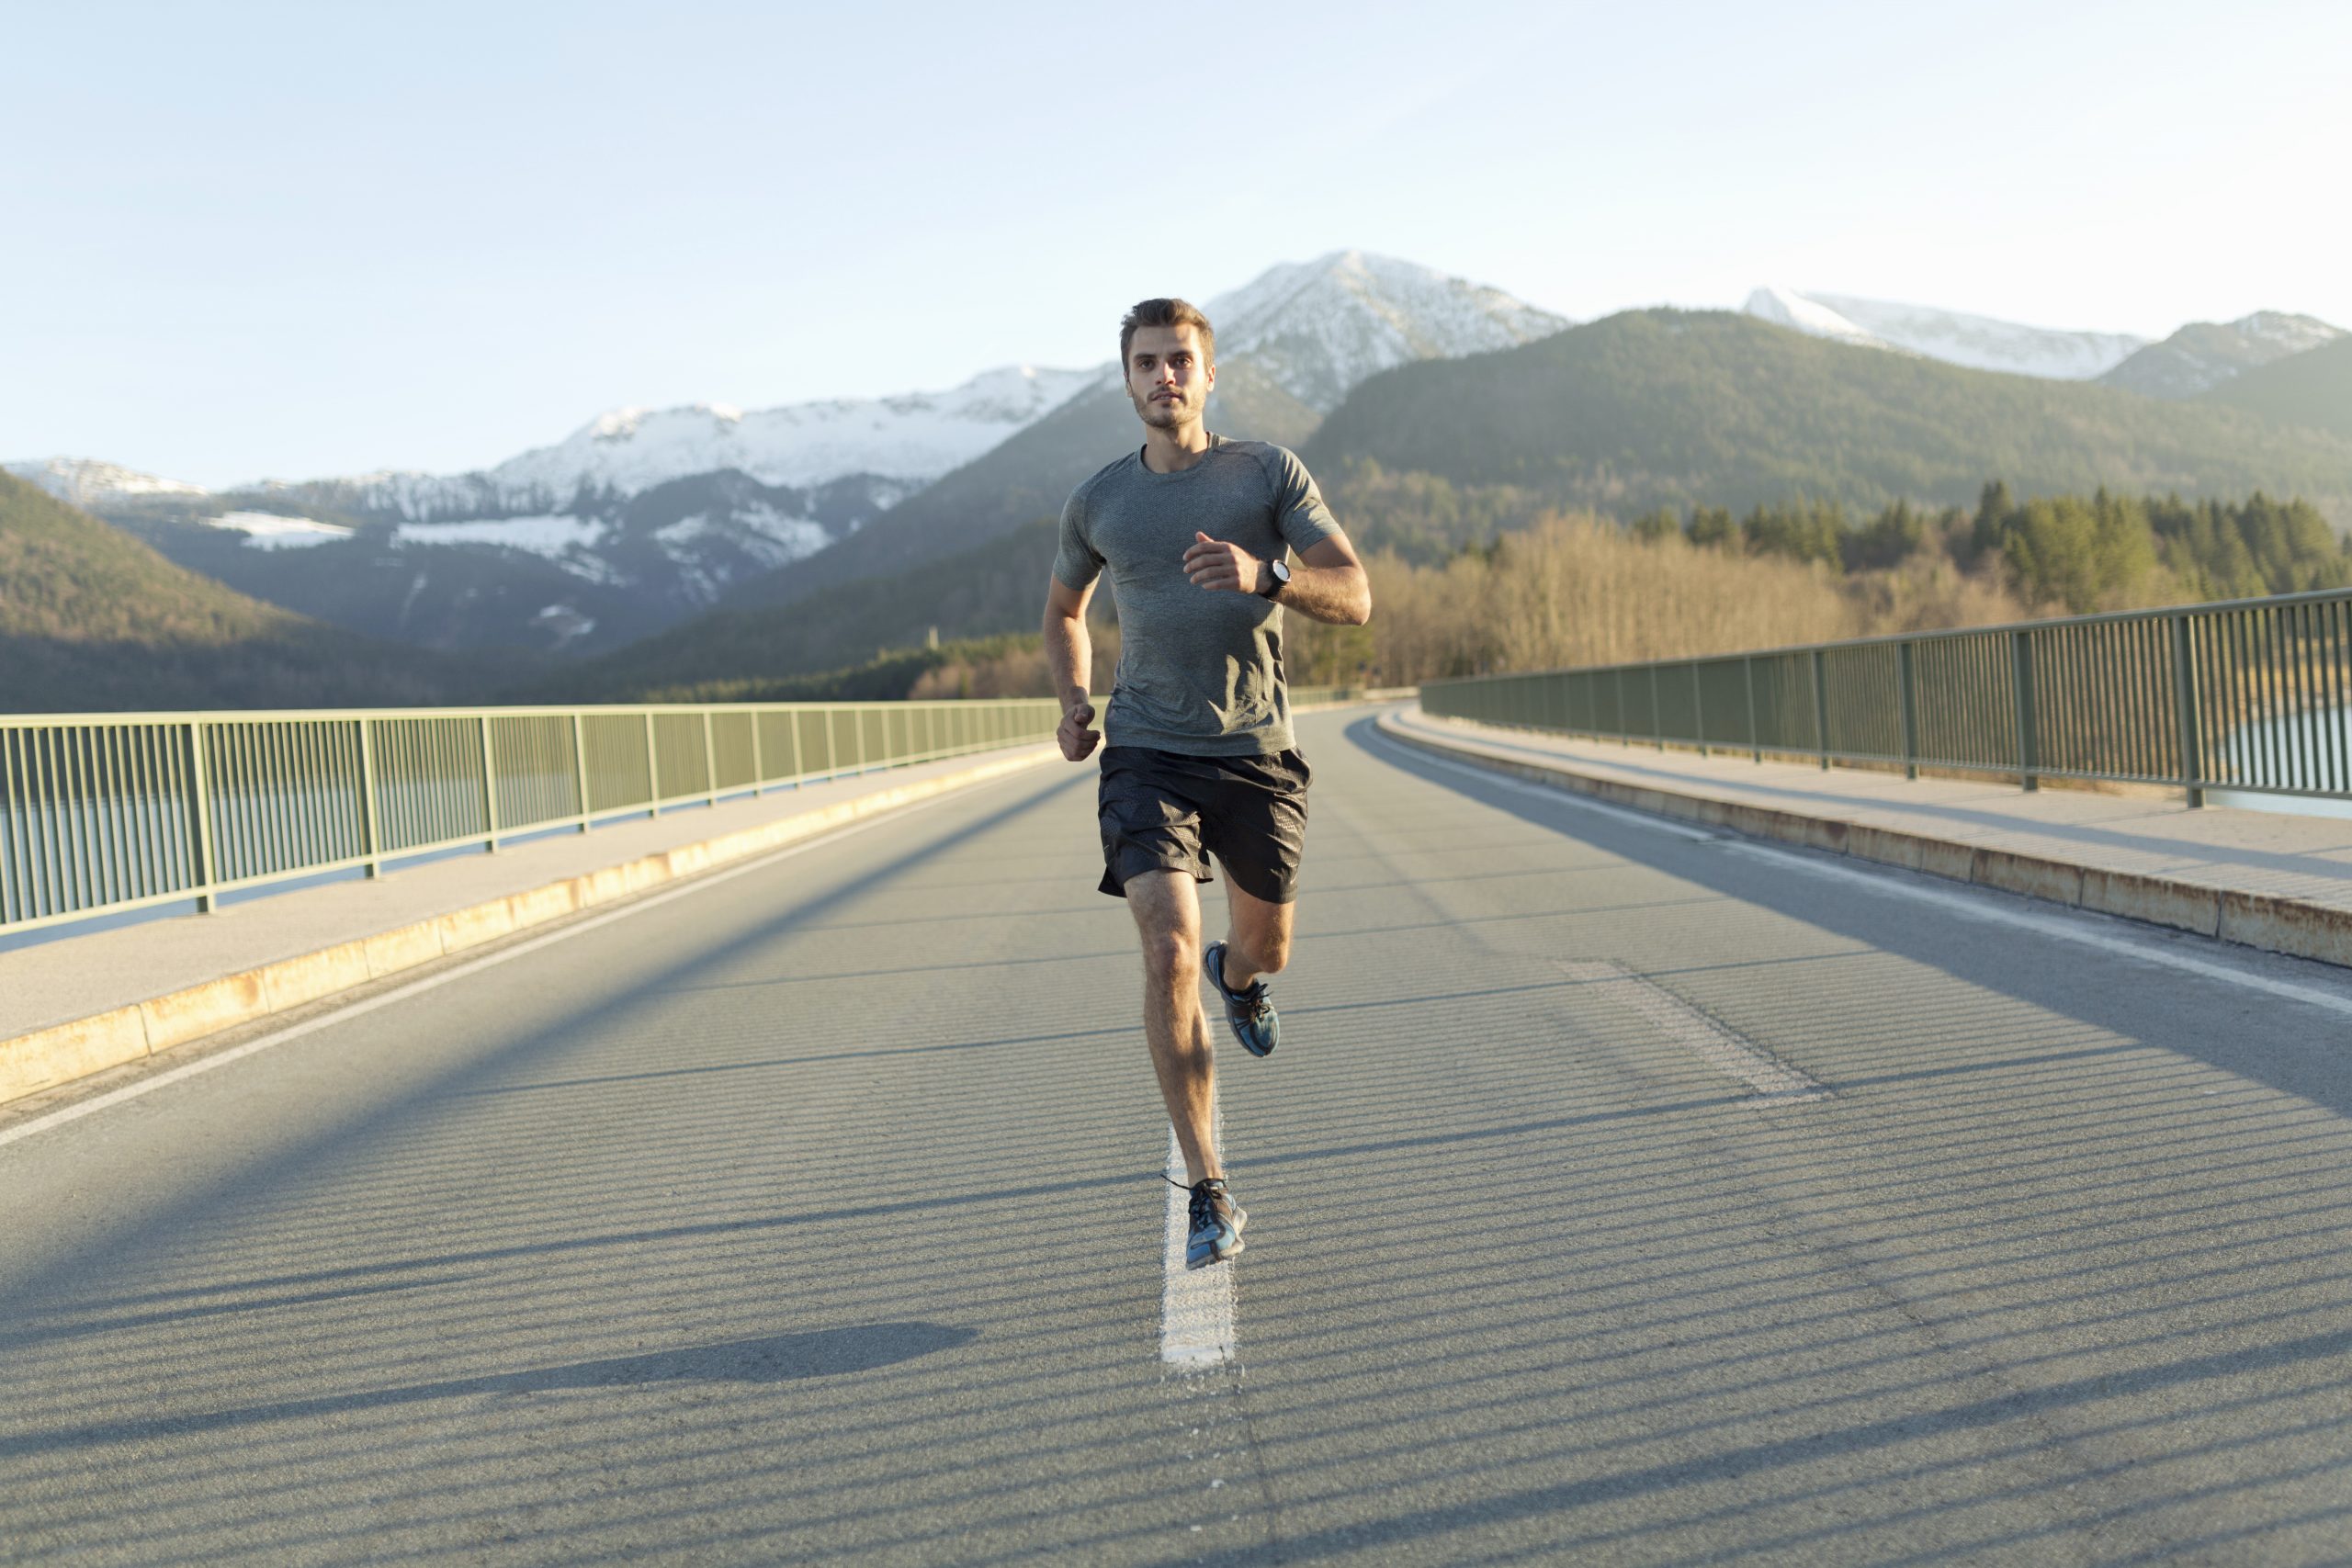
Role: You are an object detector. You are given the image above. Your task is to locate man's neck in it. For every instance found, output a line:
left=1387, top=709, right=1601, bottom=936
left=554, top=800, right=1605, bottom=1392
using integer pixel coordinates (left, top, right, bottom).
left=1140, top=420, right=1214, bottom=474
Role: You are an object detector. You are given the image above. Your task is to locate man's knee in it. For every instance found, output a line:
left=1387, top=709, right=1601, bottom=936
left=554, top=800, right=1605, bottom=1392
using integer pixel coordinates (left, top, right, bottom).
left=1141, top=925, right=1199, bottom=981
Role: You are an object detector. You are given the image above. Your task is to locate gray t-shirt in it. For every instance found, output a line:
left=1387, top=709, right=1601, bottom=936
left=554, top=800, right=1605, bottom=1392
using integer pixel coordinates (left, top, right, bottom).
left=1054, top=435, right=1344, bottom=756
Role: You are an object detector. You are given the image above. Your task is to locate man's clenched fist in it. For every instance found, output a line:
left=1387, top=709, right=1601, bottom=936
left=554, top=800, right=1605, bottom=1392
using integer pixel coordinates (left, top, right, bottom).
left=1058, top=701, right=1101, bottom=761
left=1184, top=530, right=1263, bottom=594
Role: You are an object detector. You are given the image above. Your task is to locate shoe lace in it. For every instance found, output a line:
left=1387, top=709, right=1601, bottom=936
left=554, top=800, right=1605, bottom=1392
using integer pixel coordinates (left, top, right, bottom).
left=1236, top=978, right=1272, bottom=1020
left=1169, top=1175, right=1227, bottom=1231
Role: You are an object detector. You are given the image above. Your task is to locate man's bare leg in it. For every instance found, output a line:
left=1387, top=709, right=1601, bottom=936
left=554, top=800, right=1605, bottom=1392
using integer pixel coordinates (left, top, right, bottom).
left=1219, top=880, right=1295, bottom=990
left=1124, top=869, right=1221, bottom=1185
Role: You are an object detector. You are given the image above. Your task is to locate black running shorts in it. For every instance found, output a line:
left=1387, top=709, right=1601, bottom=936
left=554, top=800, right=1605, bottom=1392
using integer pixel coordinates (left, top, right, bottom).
left=1096, top=745, right=1311, bottom=904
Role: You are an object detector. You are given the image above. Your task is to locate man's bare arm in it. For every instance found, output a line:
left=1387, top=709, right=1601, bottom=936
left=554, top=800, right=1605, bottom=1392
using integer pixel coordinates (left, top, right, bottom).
left=1042, top=574, right=1101, bottom=761
left=1182, top=532, right=1372, bottom=626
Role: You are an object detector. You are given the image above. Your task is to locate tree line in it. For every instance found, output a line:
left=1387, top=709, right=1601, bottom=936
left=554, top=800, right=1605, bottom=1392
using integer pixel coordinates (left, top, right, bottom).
left=1625, top=484, right=2351, bottom=615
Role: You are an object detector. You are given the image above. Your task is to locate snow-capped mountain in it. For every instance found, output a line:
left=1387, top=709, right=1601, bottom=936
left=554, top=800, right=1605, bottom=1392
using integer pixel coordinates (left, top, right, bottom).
left=272, top=363, right=1098, bottom=526
left=5, top=457, right=208, bottom=509
left=1744, top=288, right=2147, bottom=379
left=1203, top=250, right=1567, bottom=411
left=2098, top=312, right=2345, bottom=400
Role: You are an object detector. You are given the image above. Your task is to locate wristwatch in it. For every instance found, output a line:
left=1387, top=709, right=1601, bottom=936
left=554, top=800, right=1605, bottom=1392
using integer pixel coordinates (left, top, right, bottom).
left=1260, top=558, right=1292, bottom=599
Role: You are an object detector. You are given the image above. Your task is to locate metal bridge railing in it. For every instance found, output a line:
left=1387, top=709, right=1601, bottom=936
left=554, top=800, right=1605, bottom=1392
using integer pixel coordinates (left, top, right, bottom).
left=1421, top=587, right=2352, bottom=809
left=0, top=697, right=1061, bottom=938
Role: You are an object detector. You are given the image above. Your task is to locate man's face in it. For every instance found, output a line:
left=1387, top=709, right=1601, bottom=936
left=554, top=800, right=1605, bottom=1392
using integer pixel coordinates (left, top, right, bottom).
left=1124, top=323, right=1215, bottom=431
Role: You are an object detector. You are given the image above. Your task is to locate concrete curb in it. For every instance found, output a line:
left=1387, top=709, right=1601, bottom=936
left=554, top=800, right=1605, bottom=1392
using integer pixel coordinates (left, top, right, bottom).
left=1377, top=712, right=2352, bottom=972
left=0, top=747, right=1057, bottom=1108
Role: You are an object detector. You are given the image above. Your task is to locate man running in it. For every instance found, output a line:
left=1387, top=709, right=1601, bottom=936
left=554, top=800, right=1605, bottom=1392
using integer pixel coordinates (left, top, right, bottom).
left=1042, top=296, right=1372, bottom=1269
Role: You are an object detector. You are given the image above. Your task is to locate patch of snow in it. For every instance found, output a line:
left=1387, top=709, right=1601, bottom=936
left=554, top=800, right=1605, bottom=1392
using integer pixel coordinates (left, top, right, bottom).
left=1746, top=288, right=2147, bottom=379
left=394, top=514, right=608, bottom=557
left=1813, top=292, right=2146, bottom=378
left=533, top=604, right=597, bottom=647
left=1744, top=287, right=1883, bottom=348
left=203, top=510, right=354, bottom=548
left=2233, top=310, right=2343, bottom=357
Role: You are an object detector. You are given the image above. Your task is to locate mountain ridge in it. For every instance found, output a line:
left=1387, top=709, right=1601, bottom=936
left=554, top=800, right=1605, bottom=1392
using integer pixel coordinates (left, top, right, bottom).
left=709, top=249, right=1569, bottom=612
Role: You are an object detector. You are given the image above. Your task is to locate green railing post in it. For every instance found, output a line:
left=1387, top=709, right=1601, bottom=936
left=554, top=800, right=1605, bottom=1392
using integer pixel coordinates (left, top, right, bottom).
left=1649, top=665, right=1664, bottom=750
left=189, top=720, right=219, bottom=914
left=357, top=717, right=381, bottom=878
left=1745, top=655, right=1760, bottom=763
left=645, top=711, right=662, bottom=818
left=1615, top=668, right=1628, bottom=746
left=749, top=706, right=765, bottom=795
left=1812, top=649, right=1830, bottom=770
left=1691, top=663, right=1707, bottom=758
left=571, top=712, right=592, bottom=831
left=479, top=714, right=500, bottom=852
left=789, top=705, right=805, bottom=783
left=2011, top=630, right=2039, bottom=793
left=702, top=711, right=718, bottom=808
left=1897, top=639, right=1919, bottom=781
left=2172, top=614, right=2204, bottom=807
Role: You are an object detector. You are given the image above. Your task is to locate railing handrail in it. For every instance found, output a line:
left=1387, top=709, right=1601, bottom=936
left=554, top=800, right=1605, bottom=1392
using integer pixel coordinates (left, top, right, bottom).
left=0, top=694, right=1064, bottom=729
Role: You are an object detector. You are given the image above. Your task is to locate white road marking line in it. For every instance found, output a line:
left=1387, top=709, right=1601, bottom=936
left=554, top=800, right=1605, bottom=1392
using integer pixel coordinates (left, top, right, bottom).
left=1161, top=1129, right=1238, bottom=1371
left=1561, top=959, right=1826, bottom=1105
left=0, top=779, right=1019, bottom=1152
left=1380, top=726, right=2352, bottom=1021
left=1368, top=729, right=1716, bottom=841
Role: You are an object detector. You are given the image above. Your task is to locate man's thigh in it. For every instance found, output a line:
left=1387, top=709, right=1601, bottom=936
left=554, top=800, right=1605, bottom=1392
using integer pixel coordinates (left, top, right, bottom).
left=1097, top=749, right=1214, bottom=900
left=1197, top=750, right=1311, bottom=906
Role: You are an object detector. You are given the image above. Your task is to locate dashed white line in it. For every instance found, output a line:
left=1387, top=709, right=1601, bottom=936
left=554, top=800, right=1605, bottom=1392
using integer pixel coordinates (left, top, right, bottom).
left=1561, top=958, right=1826, bottom=1105
left=1160, top=1129, right=1238, bottom=1371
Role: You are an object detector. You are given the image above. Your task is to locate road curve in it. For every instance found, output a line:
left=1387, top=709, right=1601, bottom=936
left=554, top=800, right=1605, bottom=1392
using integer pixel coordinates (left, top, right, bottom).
left=6, top=708, right=2352, bottom=1565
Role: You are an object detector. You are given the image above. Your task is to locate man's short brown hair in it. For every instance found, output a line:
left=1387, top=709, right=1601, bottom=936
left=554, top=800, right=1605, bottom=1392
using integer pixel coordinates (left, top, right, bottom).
left=1120, top=298, right=1216, bottom=368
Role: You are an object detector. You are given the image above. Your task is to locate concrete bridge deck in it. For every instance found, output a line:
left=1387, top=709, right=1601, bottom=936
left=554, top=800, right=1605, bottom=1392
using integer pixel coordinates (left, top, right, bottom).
left=6, top=707, right=2352, bottom=1562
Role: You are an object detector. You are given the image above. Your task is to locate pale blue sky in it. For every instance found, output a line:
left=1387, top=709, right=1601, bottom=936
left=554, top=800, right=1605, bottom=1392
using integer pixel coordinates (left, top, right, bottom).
left=6, top=0, right=2348, bottom=488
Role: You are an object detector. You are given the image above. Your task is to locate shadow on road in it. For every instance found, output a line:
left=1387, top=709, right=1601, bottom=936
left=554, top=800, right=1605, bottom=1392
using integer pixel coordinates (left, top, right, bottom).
left=0, top=1323, right=978, bottom=1457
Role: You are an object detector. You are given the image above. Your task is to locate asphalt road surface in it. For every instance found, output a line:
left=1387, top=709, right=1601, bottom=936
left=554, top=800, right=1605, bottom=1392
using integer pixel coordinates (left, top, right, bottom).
left=7, top=708, right=2352, bottom=1565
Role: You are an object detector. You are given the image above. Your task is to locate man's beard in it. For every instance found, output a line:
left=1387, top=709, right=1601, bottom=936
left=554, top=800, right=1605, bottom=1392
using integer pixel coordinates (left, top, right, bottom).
left=1136, top=391, right=1194, bottom=427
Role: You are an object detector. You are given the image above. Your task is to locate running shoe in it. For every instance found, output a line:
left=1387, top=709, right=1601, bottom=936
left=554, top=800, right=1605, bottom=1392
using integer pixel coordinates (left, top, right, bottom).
left=1180, top=1176, right=1248, bottom=1269
left=1202, top=940, right=1280, bottom=1057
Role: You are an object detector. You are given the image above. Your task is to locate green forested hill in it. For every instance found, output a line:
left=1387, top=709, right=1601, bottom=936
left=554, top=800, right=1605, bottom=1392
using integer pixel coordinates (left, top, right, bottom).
left=1299, top=310, right=2352, bottom=526
left=0, top=472, right=469, bottom=712
left=2198, top=337, right=2352, bottom=440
